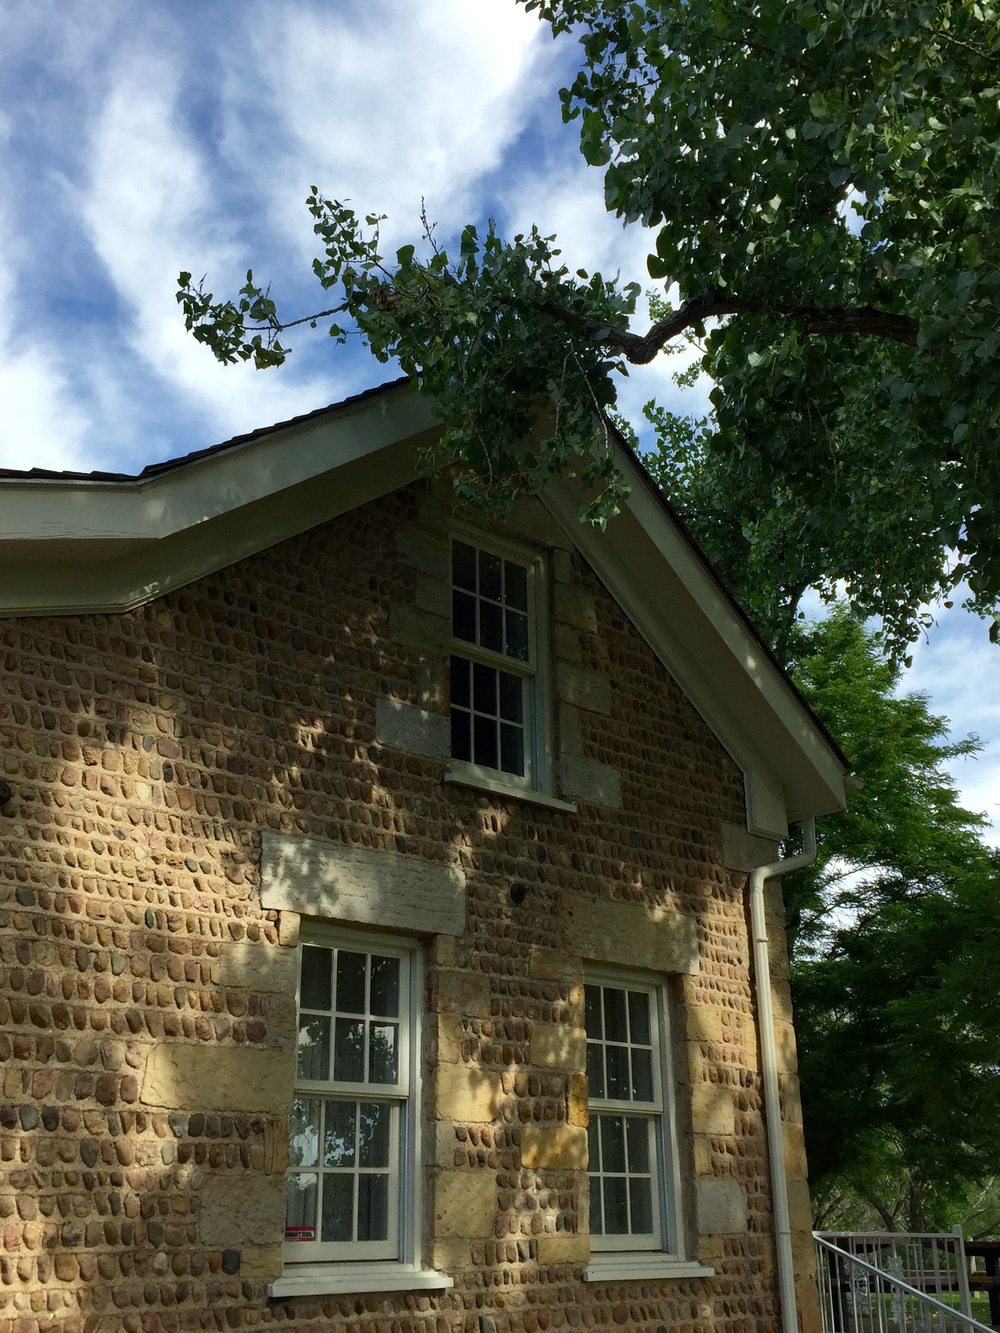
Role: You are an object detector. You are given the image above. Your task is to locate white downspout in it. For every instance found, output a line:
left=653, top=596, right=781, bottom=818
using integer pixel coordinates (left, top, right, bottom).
left=749, top=818, right=817, bottom=1333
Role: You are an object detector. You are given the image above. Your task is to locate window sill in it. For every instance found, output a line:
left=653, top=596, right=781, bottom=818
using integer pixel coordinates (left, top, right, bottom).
left=444, top=767, right=577, bottom=813
left=269, top=1263, right=454, bottom=1298
left=583, top=1255, right=715, bottom=1283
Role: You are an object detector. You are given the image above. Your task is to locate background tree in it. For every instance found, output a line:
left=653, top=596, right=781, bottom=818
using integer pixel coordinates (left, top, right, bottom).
left=180, top=0, right=1000, bottom=649
left=774, top=612, right=1000, bottom=1230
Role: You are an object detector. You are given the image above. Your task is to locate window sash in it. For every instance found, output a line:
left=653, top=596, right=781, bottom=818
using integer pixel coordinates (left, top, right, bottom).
left=585, top=975, right=679, bottom=1255
left=286, top=929, right=414, bottom=1265
left=449, top=534, right=541, bottom=786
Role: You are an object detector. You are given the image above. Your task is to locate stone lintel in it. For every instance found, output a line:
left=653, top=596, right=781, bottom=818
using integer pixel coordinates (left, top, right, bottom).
left=561, top=894, right=699, bottom=975
left=260, top=832, right=465, bottom=936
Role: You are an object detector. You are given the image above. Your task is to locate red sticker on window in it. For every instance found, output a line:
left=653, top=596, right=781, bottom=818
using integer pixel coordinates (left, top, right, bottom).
left=285, top=1225, right=315, bottom=1242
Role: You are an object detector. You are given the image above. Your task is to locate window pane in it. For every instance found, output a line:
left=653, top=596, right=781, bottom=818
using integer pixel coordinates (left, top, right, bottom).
left=300, top=946, right=332, bottom=1011
left=358, top=1102, right=390, bottom=1167
left=296, top=1014, right=330, bottom=1080
left=587, top=1116, right=601, bottom=1173
left=631, top=1048, right=653, bottom=1102
left=628, top=990, right=651, bottom=1045
left=336, top=951, right=366, bottom=1015
left=479, top=600, right=502, bottom=652
left=358, top=1174, right=390, bottom=1242
left=604, top=988, right=628, bottom=1042
left=323, top=1100, right=356, bottom=1166
left=600, top=1115, right=626, bottom=1173
left=453, top=540, right=476, bottom=591
left=586, top=1041, right=605, bottom=1098
left=333, top=1018, right=365, bottom=1082
left=368, top=1022, right=398, bottom=1085
left=626, top=1117, right=650, bottom=1173
left=500, top=724, right=525, bottom=777
left=451, top=708, right=471, bottom=763
left=370, top=955, right=400, bottom=1017
left=450, top=655, right=471, bottom=708
left=479, top=549, right=502, bottom=601
left=603, top=1177, right=629, bottom=1234
left=589, top=1177, right=603, bottom=1236
left=288, top=1098, right=321, bottom=1167
left=452, top=590, right=476, bottom=643
left=505, top=610, right=529, bottom=661
left=285, top=1173, right=317, bottom=1242
left=505, top=559, right=528, bottom=611
left=473, top=661, right=497, bottom=713
left=498, top=671, right=523, bottom=723
left=606, top=1043, right=630, bottom=1099
left=473, top=715, right=498, bottom=770
left=321, top=1173, right=353, bottom=1243
left=585, top=986, right=603, bottom=1039
left=630, top=1177, right=653, bottom=1235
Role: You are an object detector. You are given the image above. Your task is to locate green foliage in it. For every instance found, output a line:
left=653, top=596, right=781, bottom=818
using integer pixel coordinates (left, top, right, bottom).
left=179, top=195, right=637, bottom=526
left=775, top=611, right=1000, bottom=1230
left=180, top=0, right=1000, bottom=644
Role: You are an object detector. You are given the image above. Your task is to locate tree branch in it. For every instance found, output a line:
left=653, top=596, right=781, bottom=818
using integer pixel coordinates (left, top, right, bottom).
left=592, top=295, right=920, bottom=363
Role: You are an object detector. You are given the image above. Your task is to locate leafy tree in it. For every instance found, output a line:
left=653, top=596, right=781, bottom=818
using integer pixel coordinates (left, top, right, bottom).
left=775, top=611, right=1000, bottom=1231
left=179, top=0, right=1000, bottom=646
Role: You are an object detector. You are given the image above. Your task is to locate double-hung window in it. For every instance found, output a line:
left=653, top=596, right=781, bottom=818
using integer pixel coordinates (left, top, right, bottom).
left=281, top=926, right=428, bottom=1290
left=449, top=535, right=543, bottom=790
left=585, top=971, right=686, bottom=1272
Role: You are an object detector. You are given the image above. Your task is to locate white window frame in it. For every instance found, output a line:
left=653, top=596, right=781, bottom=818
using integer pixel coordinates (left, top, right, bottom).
left=270, top=924, right=451, bottom=1298
left=583, top=968, right=711, bottom=1282
left=446, top=529, right=563, bottom=805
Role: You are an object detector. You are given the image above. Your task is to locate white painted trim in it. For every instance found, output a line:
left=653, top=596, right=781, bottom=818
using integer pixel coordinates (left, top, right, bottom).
left=268, top=1263, right=453, bottom=1297
left=443, top=767, right=577, bottom=813
left=583, top=1257, right=714, bottom=1283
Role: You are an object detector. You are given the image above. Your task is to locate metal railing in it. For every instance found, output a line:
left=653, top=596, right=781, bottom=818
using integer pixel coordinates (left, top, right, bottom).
left=814, top=1229, right=996, bottom=1333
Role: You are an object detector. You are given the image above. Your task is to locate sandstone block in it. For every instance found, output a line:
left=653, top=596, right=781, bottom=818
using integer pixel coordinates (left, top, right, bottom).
left=211, top=941, right=297, bottom=994
left=375, top=699, right=450, bottom=759
left=433, top=1170, right=496, bottom=1239
left=435, top=1064, right=502, bottom=1123
left=561, top=894, right=699, bottom=974
left=391, top=604, right=449, bottom=652
left=552, top=586, right=597, bottom=633
left=520, top=1124, right=587, bottom=1170
left=238, top=1246, right=285, bottom=1281
left=260, top=832, right=465, bottom=936
left=140, top=1044, right=294, bottom=1116
left=555, top=663, right=609, bottom=714
left=432, top=1239, right=472, bottom=1271
left=529, top=947, right=583, bottom=986
left=695, top=1178, right=748, bottom=1236
left=690, top=1085, right=736, bottom=1136
left=567, top=1073, right=588, bottom=1128
left=199, top=1174, right=285, bottom=1248
left=558, top=755, right=622, bottom=809
left=414, top=573, right=451, bottom=620
left=537, top=1235, right=589, bottom=1266
left=395, top=524, right=449, bottom=579
left=531, top=1023, right=585, bottom=1072
left=435, top=968, right=491, bottom=1018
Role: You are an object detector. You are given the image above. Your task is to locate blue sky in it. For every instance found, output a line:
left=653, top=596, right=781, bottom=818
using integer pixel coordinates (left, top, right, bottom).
left=2, top=0, right=997, bottom=840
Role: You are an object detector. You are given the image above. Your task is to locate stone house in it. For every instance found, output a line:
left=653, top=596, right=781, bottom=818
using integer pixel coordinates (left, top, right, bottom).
left=0, top=379, right=847, bottom=1333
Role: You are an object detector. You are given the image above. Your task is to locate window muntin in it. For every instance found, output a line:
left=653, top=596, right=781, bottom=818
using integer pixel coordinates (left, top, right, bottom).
left=586, top=976, right=675, bottom=1254
left=449, top=537, right=538, bottom=784
left=285, top=934, right=412, bottom=1262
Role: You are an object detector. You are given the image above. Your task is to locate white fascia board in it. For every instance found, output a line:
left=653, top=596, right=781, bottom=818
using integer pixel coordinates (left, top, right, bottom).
left=541, top=461, right=846, bottom=836
left=0, top=389, right=439, bottom=616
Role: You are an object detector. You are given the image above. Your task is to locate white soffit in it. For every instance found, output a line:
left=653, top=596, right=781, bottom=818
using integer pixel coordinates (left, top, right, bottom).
left=0, top=387, right=438, bottom=615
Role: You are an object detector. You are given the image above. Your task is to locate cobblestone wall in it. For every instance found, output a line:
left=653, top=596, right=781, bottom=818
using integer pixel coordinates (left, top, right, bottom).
left=0, top=483, right=814, bottom=1333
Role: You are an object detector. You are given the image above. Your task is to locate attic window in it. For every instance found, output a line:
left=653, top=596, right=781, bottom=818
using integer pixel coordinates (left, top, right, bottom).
left=448, top=536, right=542, bottom=790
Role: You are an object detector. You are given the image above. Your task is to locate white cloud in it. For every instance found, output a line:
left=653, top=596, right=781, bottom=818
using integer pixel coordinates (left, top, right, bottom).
left=218, top=0, right=554, bottom=258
